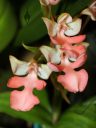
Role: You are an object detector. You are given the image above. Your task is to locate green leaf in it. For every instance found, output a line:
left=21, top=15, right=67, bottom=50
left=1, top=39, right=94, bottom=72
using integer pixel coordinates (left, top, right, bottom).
left=60, top=0, right=92, bottom=16
left=14, top=0, right=47, bottom=47
left=0, top=0, right=6, bottom=18
left=0, top=92, right=52, bottom=126
left=23, top=43, right=39, bottom=53
left=56, top=113, right=96, bottom=128
left=0, top=0, right=17, bottom=51
left=34, top=89, right=52, bottom=113
left=14, top=0, right=59, bottom=47
left=54, top=97, right=96, bottom=128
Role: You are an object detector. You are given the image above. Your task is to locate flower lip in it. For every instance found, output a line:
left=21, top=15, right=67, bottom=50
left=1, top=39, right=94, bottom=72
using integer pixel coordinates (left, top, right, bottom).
left=7, top=71, right=47, bottom=111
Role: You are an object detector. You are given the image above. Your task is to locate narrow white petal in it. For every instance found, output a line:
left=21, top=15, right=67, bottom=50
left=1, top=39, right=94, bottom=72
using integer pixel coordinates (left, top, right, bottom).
left=40, top=46, right=61, bottom=64
left=57, top=13, right=72, bottom=24
left=39, top=0, right=49, bottom=5
left=9, top=55, right=30, bottom=76
left=38, top=64, right=52, bottom=79
left=81, top=8, right=96, bottom=21
left=42, top=17, right=57, bottom=36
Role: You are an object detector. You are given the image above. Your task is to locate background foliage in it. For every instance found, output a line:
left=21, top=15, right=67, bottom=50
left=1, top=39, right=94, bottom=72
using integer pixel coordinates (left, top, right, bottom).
left=0, top=0, right=96, bottom=128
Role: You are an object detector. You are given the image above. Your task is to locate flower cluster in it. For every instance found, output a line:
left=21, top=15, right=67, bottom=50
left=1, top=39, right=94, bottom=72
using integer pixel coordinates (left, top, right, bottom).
left=7, top=0, right=96, bottom=111
left=41, top=13, right=88, bottom=93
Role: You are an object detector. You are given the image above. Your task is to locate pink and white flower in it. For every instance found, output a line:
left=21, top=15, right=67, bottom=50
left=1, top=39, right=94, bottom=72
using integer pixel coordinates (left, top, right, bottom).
left=40, top=43, right=88, bottom=93
left=42, top=13, right=82, bottom=38
left=7, top=56, right=52, bottom=111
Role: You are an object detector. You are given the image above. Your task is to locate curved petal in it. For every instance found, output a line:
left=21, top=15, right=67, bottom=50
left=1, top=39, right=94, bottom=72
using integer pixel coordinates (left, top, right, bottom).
left=10, top=89, right=40, bottom=111
left=42, top=17, right=57, bottom=36
left=57, top=68, right=88, bottom=93
left=9, top=55, right=30, bottom=76
left=65, top=18, right=82, bottom=36
left=39, top=0, right=49, bottom=5
left=40, top=45, right=61, bottom=64
left=57, top=69, right=79, bottom=93
left=38, top=64, right=52, bottom=79
left=47, top=62, right=60, bottom=72
left=50, top=34, right=86, bottom=45
left=7, top=76, right=26, bottom=88
left=71, top=54, right=87, bottom=69
left=81, top=8, right=96, bottom=21
left=77, top=69, right=88, bottom=92
left=57, top=13, right=72, bottom=24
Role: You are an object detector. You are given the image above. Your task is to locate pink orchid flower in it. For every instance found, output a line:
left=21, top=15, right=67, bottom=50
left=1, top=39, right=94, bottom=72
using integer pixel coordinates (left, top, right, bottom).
left=57, top=68, right=88, bottom=93
left=7, top=56, right=52, bottom=111
left=42, top=13, right=86, bottom=46
left=40, top=45, right=88, bottom=93
left=40, top=43, right=88, bottom=71
left=7, top=71, right=46, bottom=111
left=43, top=13, right=82, bottom=39
left=40, top=0, right=60, bottom=6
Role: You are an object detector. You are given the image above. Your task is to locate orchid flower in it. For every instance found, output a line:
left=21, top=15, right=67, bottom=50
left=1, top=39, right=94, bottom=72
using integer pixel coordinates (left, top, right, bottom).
left=42, top=13, right=86, bottom=46
left=81, top=1, right=96, bottom=21
left=40, top=44, right=88, bottom=93
left=40, top=0, right=60, bottom=6
left=40, top=43, right=88, bottom=71
left=43, top=13, right=82, bottom=36
left=7, top=56, right=52, bottom=111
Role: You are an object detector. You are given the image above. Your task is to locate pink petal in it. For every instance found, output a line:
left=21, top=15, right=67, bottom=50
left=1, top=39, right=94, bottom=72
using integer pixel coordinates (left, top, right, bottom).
left=49, top=0, right=60, bottom=5
left=50, top=35, right=86, bottom=45
left=34, top=80, right=46, bottom=90
left=57, top=69, right=79, bottom=93
left=7, top=76, right=27, bottom=88
left=72, top=45, right=86, bottom=54
left=47, top=62, right=60, bottom=72
left=8, top=72, right=46, bottom=90
left=57, top=68, right=88, bottom=93
left=77, top=69, right=88, bottom=92
left=26, top=72, right=46, bottom=90
left=71, top=54, right=87, bottom=69
left=10, top=89, right=39, bottom=111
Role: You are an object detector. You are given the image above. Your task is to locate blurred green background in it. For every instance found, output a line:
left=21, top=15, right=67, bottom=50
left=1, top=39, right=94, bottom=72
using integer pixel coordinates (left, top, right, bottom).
left=0, top=0, right=96, bottom=128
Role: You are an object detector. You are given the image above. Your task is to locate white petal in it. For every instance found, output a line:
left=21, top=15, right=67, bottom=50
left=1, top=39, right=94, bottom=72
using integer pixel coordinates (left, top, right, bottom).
left=40, top=46, right=61, bottom=64
left=65, top=18, right=82, bottom=36
left=39, top=0, right=49, bottom=6
left=81, top=8, right=96, bottom=21
left=57, top=13, right=72, bottom=24
left=42, top=17, right=58, bottom=36
left=9, top=55, right=30, bottom=76
left=82, top=42, right=89, bottom=48
left=38, top=64, right=52, bottom=79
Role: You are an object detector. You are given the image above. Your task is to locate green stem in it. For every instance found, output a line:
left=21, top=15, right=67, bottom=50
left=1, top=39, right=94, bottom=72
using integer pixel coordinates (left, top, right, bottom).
left=41, top=5, right=52, bottom=19
left=52, top=88, right=62, bottom=124
left=50, top=73, right=70, bottom=104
